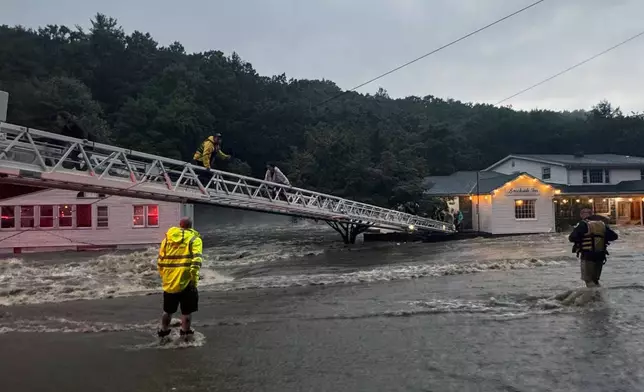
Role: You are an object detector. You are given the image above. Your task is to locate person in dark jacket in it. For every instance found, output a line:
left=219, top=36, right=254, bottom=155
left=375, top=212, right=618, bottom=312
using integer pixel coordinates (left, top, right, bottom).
left=568, top=208, right=618, bottom=287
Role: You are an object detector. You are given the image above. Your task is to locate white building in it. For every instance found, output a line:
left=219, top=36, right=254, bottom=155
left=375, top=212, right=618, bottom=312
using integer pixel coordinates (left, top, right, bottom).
left=485, top=153, right=644, bottom=185
left=424, top=153, right=644, bottom=234
left=485, top=154, right=644, bottom=225
left=424, top=171, right=556, bottom=235
left=0, top=184, right=191, bottom=254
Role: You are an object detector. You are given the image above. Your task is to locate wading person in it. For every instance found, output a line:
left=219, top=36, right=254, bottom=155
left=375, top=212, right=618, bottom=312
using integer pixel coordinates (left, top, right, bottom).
left=157, top=217, right=203, bottom=340
left=568, top=207, right=618, bottom=287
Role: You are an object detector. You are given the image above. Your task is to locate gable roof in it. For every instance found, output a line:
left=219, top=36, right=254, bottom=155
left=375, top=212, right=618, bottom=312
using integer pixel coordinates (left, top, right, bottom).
left=423, top=171, right=541, bottom=196
left=485, top=154, right=644, bottom=171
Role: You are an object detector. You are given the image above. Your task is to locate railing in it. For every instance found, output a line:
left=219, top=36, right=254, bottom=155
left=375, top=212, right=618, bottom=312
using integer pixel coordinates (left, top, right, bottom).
left=0, top=122, right=455, bottom=233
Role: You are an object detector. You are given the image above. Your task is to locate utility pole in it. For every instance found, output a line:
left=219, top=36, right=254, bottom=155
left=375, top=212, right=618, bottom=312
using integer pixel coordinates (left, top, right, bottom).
left=476, top=170, right=481, bottom=233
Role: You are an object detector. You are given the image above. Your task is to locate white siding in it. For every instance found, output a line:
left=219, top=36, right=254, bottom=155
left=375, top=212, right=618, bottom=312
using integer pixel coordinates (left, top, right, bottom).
left=490, top=176, right=555, bottom=235
left=490, top=158, right=567, bottom=184
left=610, top=169, right=641, bottom=183
left=0, top=189, right=181, bottom=250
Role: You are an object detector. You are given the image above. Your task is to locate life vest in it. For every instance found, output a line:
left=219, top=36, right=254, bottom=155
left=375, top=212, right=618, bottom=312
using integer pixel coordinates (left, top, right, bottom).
left=157, top=227, right=203, bottom=293
left=580, top=220, right=606, bottom=253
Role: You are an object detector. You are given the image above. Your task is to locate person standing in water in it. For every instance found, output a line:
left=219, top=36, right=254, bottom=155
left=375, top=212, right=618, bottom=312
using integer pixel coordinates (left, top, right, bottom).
left=568, top=207, right=618, bottom=287
left=157, top=217, right=202, bottom=340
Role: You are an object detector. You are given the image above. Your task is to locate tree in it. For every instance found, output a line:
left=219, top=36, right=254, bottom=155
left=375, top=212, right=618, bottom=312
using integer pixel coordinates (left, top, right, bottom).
left=1, top=15, right=644, bottom=214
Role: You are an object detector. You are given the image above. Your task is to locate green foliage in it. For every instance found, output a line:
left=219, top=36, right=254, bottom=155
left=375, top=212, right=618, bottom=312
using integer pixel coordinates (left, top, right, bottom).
left=2, top=14, right=644, bottom=213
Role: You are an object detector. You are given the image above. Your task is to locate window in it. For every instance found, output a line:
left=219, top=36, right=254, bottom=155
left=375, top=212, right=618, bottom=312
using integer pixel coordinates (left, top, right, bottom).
left=133, top=206, right=145, bottom=227
left=20, top=206, right=35, bottom=228
left=133, top=205, right=159, bottom=227
left=1, top=206, right=15, bottom=229
left=76, top=204, right=92, bottom=228
left=641, top=169, right=644, bottom=180
left=514, top=199, right=536, bottom=220
left=147, top=205, right=159, bottom=226
left=583, top=168, right=607, bottom=184
left=589, top=169, right=604, bottom=183
left=59, top=205, right=73, bottom=227
left=40, top=205, right=54, bottom=228
left=97, top=206, right=109, bottom=228
left=594, top=199, right=610, bottom=214
left=542, top=167, right=551, bottom=180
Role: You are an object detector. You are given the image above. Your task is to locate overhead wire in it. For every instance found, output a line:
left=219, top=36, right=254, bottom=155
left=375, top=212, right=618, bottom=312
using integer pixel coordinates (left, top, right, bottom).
left=496, top=29, right=644, bottom=106
left=314, top=0, right=547, bottom=108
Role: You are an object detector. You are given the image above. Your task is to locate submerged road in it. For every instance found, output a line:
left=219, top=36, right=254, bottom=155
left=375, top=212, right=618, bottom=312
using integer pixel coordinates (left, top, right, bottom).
left=2, top=207, right=644, bottom=391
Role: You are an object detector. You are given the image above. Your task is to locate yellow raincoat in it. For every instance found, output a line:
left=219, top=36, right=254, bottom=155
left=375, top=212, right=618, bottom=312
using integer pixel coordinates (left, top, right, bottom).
left=193, top=136, right=230, bottom=169
left=157, top=227, right=203, bottom=293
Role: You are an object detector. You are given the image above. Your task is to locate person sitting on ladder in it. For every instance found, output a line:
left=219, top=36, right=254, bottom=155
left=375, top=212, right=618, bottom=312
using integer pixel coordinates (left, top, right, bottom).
left=264, top=162, right=291, bottom=201
left=193, top=133, right=230, bottom=169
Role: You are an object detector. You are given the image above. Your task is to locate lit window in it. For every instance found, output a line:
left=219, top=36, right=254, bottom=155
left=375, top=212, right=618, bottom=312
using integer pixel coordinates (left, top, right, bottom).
left=147, top=205, right=159, bottom=227
left=1, top=206, right=15, bottom=229
left=133, top=206, right=145, bottom=227
left=39, top=205, right=54, bottom=228
left=97, top=206, right=109, bottom=228
left=133, top=205, right=159, bottom=227
left=515, top=199, right=536, bottom=220
left=59, top=205, right=73, bottom=228
left=541, top=167, right=551, bottom=180
left=20, top=206, right=35, bottom=228
left=594, top=199, right=610, bottom=214
left=76, top=205, right=92, bottom=228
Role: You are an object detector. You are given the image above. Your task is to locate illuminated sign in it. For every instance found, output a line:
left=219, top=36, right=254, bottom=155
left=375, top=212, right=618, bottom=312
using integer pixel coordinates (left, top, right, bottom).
left=506, top=187, right=540, bottom=196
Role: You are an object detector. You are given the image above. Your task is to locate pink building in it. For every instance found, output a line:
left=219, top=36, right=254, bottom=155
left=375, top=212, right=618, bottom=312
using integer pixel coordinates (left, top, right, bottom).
left=0, top=184, right=191, bottom=254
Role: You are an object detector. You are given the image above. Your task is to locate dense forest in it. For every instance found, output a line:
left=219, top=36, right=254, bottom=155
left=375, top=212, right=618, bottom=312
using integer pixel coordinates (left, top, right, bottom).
left=1, top=14, right=644, bottom=213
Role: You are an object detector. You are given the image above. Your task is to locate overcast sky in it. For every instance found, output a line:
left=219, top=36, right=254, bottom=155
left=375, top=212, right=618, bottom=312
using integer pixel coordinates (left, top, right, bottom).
left=3, top=0, right=644, bottom=113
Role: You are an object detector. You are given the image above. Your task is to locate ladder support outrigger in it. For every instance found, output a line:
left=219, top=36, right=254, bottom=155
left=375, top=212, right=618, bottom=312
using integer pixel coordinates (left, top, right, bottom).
left=326, top=221, right=371, bottom=244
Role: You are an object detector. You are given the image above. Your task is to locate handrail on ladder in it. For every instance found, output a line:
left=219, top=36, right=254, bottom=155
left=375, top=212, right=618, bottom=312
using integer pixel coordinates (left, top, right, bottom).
left=0, top=121, right=456, bottom=234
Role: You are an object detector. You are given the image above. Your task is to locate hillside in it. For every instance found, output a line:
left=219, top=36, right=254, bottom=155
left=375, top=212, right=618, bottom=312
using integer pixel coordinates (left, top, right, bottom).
left=1, top=14, right=643, bottom=211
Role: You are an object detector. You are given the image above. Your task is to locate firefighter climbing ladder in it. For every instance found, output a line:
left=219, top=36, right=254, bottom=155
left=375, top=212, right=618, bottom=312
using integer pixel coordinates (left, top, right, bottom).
left=0, top=122, right=455, bottom=243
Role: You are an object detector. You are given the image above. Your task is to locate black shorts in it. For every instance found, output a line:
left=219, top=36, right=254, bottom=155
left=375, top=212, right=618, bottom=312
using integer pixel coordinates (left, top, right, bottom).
left=163, top=285, right=199, bottom=315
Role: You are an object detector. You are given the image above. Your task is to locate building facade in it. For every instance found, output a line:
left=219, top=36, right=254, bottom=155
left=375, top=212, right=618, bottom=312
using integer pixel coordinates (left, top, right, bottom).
left=425, top=153, right=644, bottom=234
left=485, top=154, right=644, bottom=226
left=424, top=171, right=556, bottom=235
left=0, top=185, right=191, bottom=254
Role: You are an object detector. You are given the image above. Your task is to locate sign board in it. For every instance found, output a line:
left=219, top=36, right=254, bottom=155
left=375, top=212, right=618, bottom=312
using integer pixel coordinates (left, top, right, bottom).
left=0, top=90, right=7, bottom=122
left=506, top=187, right=540, bottom=196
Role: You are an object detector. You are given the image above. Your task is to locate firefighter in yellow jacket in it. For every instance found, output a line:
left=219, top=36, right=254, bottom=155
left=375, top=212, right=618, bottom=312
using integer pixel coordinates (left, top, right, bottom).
left=193, top=133, right=230, bottom=169
left=157, top=217, right=203, bottom=339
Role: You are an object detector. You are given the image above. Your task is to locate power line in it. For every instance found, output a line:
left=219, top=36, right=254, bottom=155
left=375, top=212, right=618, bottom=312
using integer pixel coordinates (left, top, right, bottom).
left=314, top=0, right=547, bottom=108
left=496, top=29, right=644, bottom=106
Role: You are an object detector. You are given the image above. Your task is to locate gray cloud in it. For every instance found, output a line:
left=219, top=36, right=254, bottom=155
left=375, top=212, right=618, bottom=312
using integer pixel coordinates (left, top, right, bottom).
left=2, top=0, right=644, bottom=112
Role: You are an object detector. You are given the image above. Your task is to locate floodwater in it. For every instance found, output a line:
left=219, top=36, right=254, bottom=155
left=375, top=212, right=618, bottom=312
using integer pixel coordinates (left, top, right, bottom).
left=2, top=207, right=644, bottom=391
